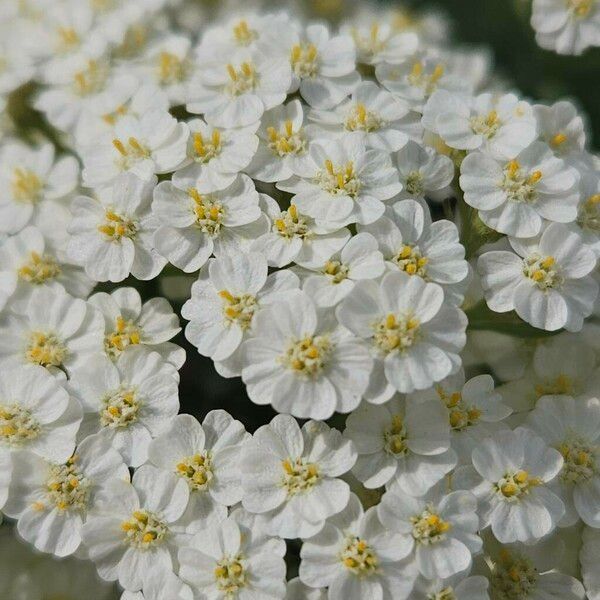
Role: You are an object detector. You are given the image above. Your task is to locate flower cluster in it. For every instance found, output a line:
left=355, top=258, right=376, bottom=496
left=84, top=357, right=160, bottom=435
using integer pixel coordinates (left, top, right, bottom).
left=0, top=1, right=599, bottom=599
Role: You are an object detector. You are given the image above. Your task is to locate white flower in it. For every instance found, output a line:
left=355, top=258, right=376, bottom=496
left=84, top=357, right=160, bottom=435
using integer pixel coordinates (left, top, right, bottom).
left=186, top=49, right=291, bottom=128
left=460, top=142, right=580, bottom=238
left=182, top=252, right=299, bottom=375
left=460, top=427, right=565, bottom=543
left=281, top=24, right=360, bottom=109
left=68, top=173, right=167, bottom=282
left=484, top=539, right=586, bottom=600
left=3, top=433, right=129, bottom=557
left=393, top=140, right=455, bottom=202
left=174, top=118, right=258, bottom=189
left=298, top=232, right=385, bottom=308
left=0, top=226, right=94, bottom=303
left=241, top=415, right=356, bottom=538
left=345, top=20, right=419, bottom=66
left=178, top=508, right=286, bottom=600
left=251, top=199, right=350, bottom=269
left=376, top=52, right=469, bottom=112
left=247, top=100, right=310, bottom=183
left=531, top=0, right=600, bottom=55
left=147, top=411, right=249, bottom=525
left=422, top=91, right=537, bottom=159
left=0, top=286, right=103, bottom=376
left=573, top=168, right=600, bottom=255
left=0, top=141, right=78, bottom=238
left=121, top=567, right=193, bottom=600
left=308, top=81, right=417, bottom=152
left=89, top=286, right=184, bottom=368
left=299, top=493, right=416, bottom=600
left=477, top=223, right=598, bottom=331
left=0, top=364, right=82, bottom=462
left=410, top=370, right=512, bottom=463
left=361, top=199, right=470, bottom=305
left=581, top=527, right=600, bottom=600
left=378, top=485, right=482, bottom=580
left=137, top=34, right=194, bottom=105
left=278, top=137, right=402, bottom=227
left=151, top=175, right=267, bottom=273
left=81, top=109, right=188, bottom=187
left=534, top=100, right=586, bottom=156
left=525, top=394, right=600, bottom=527
left=241, top=292, right=372, bottom=419
left=337, top=271, right=467, bottom=395
left=344, top=396, right=456, bottom=494
left=82, top=464, right=190, bottom=591
left=69, top=347, right=179, bottom=467
left=411, top=575, right=490, bottom=600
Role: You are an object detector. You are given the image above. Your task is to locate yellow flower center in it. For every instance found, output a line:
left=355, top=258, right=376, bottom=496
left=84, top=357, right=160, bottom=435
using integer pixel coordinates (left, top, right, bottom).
left=176, top=451, right=214, bottom=491
left=225, top=61, right=257, bottom=96
left=218, top=290, right=257, bottom=330
left=322, top=260, right=349, bottom=284
left=345, top=103, right=384, bottom=132
left=188, top=188, right=224, bottom=235
left=412, top=509, right=452, bottom=544
left=274, top=204, right=311, bottom=240
left=290, top=43, right=319, bottom=78
left=282, top=335, right=333, bottom=376
left=12, top=168, right=43, bottom=203
left=351, top=23, right=387, bottom=59
left=373, top=313, right=420, bottom=354
left=121, top=510, right=168, bottom=548
left=267, top=119, right=306, bottom=157
left=523, top=254, right=561, bottom=290
left=43, top=455, right=90, bottom=512
left=72, top=60, right=108, bottom=96
left=501, top=159, right=543, bottom=204
left=392, top=244, right=429, bottom=277
left=282, top=458, right=320, bottom=496
left=55, top=27, right=80, bottom=53
left=232, top=19, right=257, bottom=45
left=470, top=109, right=502, bottom=138
left=104, top=316, right=142, bottom=359
left=26, top=331, right=68, bottom=368
left=534, top=373, right=574, bottom=398
left=112, top=137, right=151, bottom=167
left=156, top=51, right=188, bottom=85
left=558, top=436, right=597, bottom=484
left=18, top=251, right=61, bottom=284
left=100, top=387, right=140, bottom=428
left=0, top=403, right=40, bottom=445
left=436, top=387, right=482, bottom=431
left=492, top=549, right=538, bottom=598
left=341, top=536, right=379, bottom=576
left=497, top=470, right=542, bottom=500
left=317, top=159, right=361, bottom=197
left=407, top=61, right=445, bottom=95
left=405, top=171, right=425, bottom=197
left=383, top=414, right=408, bottom=455
left=578, top=193, right=600, bottom=232
left=569, top=0, right=593, bottom=17
left=214, top=555, right=248, bottom=594
left=98, top=209, right=138, bottom=241
left=102, top=104, right=129, bottom=126
left=191, top=130, right=222, bottom=163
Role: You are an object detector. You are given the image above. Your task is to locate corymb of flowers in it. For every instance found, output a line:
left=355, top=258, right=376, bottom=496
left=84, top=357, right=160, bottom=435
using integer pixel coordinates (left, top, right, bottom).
left=1, top=0, right=600, bottom=598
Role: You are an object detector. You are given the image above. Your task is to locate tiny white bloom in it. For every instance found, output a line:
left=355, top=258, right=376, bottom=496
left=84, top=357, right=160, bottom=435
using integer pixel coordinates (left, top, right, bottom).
left=299, top=493, right=416, bottom=600
left=344, top=396, right=456, bottom=493
left=478, top=223, right=598, bottom=331
left=147, top=411, right=249, bottom=525
left=241, top=292, right=372, bottom=419
left=378, top=485, right=482, bottom=580
left=182, top=252, right=299, bottom=375
left=69, top=347, right=179, bottom=467
left=525, top=394, right=600, bottom=527
left=152, top=175, right=267, bottom=273
left=68, top=173, right=167, bottom=282
left=422, top=91, right=538, bottom=160
left=241, top=415, right=356, bottom=539
left=178, top=509, right=287, bottom=600
left=0, top=286, right=104, bottom=376
left=411, top=574, right=490, bottom=600
left=535, top=100, right=586, bottom=157
left=278, top=137, right=402, bottom=227
left=337, top=271, right=467, bottom=395
left=121, top=567, right=193, bottom=600
left=460, top=141, right=580, bottom=238
left=82, top=464, right=190, bottom=591
left=3, top=434, right=129, bottom=557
